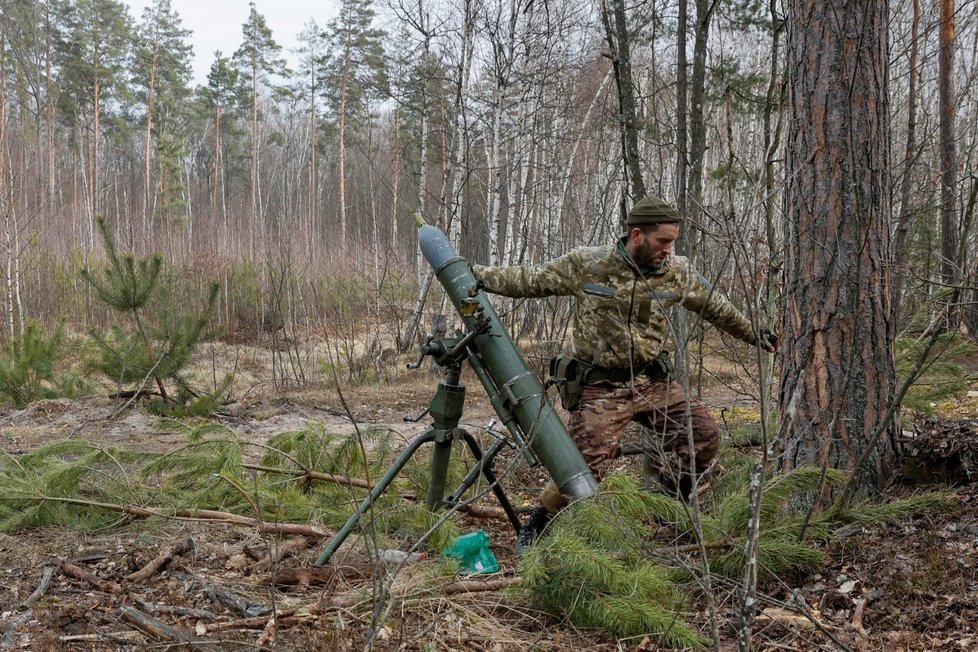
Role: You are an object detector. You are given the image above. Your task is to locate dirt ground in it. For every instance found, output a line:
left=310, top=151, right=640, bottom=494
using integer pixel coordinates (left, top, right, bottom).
left=1, top=343, right=977, bottom=651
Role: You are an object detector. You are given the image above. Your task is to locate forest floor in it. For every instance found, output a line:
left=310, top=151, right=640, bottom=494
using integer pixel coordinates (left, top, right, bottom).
left=1, top=342, right=977, bottom=651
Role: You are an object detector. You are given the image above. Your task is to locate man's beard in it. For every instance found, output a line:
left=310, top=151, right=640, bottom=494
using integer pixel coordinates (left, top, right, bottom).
left=634, top=240, right=658, bottom=268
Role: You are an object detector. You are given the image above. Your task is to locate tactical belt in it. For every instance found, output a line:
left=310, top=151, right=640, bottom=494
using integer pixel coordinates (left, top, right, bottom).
left=548, top=354, right=671, bottom=412
left=584, top=356, right=671, bottom=384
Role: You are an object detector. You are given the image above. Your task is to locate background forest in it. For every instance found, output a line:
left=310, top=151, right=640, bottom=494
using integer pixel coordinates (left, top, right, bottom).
left=1, top=0, right=975, bottom=351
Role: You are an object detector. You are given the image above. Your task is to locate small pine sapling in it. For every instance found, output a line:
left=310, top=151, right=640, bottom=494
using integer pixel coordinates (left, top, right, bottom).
left=0, top=320, right=88, bottom=407
left=81, top=217, right=221, bottom=407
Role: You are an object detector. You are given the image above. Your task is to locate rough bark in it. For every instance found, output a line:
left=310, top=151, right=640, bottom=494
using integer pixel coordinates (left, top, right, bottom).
left=779, top=0, right=898, bottom=494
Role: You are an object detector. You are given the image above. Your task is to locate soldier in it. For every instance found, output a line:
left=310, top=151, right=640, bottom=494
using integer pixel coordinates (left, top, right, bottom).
left=472, top=196, right=777, bottom=551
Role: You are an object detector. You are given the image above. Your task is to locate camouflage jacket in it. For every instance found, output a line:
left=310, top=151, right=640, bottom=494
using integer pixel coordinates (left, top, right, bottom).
left=473, top=239, right=758, bottom=369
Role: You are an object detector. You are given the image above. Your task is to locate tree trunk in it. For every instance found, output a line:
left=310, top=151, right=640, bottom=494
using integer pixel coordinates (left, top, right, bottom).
left=600, top=0, right=645, bottom=210
left=338, top=49, right=349, bottom=252
left=892, top=0, right=919, bottom=327
left=212, top=97, right=224, bottom=248
left=250, top=54, right=259, bottom=257
left=144, top=43, right=158, bottom=235
left=675, top=0, right=688, bottom=216
left=487, top=81, right=504, bottom=266
left=779, top=0, right=898, bottom=495
left=687, top=0, right=713, bottom=233
left=938, top=0, right=957, bottom=291
left=91, top=48, right=101, bottom=223
left=401, top=0, right=433, bottom=352
left=308, top=66, right=317, bottom=260
left=44, top=7, right=55, bottom=208
left=0, top=37, right=12, bottom=337
left=390, top=104, right=400, bottom=247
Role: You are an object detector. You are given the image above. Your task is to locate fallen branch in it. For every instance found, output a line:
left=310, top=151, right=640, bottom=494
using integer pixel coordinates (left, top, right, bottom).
left=204, top=584, right=271, bottom=618
left=126, top=537, right=195, bottom=583
left=58, top=632, right=143, bottom=645
left=132, top=598, right=219, bottom=621
left=847, top=596, right=870, bottom=637
left=457, top=504, right=509, bottom=520
left=22, top=495, right=329, bottom=539
left=18, top=565, right=56, bottom=608
left=119, top=606, right=224, bottom=652
left=244, top=463, right=375, bottom=491
left=206, top=610, right=298, bottom=632
left=757, top=606, right=821, bottom=630
left=274, top=566, right=339, bottom=588
left=248, top=537, right=309, bottom=574
left=1, top=611, right=32, bottom=650
left=671, top=540, right=736, bottom=554
left=256, top=613, right=278, bottom=647
left=440, top=577, right=523, bottom=595
left=59, top=559, right=122, bottom=594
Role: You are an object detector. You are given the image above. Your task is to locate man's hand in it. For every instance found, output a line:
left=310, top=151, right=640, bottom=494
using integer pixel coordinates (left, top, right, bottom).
left=758, top=328, right=779, bottom=353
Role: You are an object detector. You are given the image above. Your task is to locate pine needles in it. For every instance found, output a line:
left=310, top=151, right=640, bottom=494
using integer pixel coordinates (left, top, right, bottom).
left=896, top=333, right=976, bottom=414
left=0, top=422, right=463, bottom=553
left=0, top=320, right=88, bottom=407
left=516, top=473, right=710, bottom=649
left=515, top=467, right=953, bottom=647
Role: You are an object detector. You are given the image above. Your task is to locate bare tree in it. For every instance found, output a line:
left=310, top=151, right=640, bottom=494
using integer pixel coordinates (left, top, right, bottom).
left=938, top=0, right=958, bottom=294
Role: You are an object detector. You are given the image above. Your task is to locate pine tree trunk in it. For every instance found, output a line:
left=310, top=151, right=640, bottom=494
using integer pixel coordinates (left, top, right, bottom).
left=308, top=68, right=317, bottom=261
left=44, top=8, right=55, bottom=208
left=938, top=0, right=957, bottom=291
left=250, top=55, right=259, bottom=258
left=338, top=49, right=349, bottom=252
left=213, top=99, right=224, bottom=248
left=446, top=1, right=474, bottom=250
left=91, top=52, right=101, bottom=223
left=144, top=44, right=158, bottom=236
left=390, top=105, right=400, bottom=247
left=779, top=0, right=897, bottom=495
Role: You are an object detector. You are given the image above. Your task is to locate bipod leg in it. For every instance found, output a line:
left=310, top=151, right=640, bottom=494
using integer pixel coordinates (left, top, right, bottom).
left=444, top=431, right=522, bottom=533
left=426, top=435, right=454, bottom=510
left=315, top=429, right=438, bottom=566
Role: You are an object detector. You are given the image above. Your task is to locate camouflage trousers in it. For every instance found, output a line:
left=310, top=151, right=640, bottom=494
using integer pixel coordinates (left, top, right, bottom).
left=540, top=378, right=721, bottom=513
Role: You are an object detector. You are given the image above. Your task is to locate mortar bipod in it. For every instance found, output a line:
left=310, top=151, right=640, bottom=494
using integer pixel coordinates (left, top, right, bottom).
left=314, top=336, right=522, bottom=566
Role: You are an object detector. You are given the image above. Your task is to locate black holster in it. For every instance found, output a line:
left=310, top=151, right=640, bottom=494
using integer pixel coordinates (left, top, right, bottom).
left=548, top=356, right=584, bottom=411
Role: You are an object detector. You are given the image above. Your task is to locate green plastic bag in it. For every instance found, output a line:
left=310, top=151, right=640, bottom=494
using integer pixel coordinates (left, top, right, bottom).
left=442, top=529, right=499, bottom=574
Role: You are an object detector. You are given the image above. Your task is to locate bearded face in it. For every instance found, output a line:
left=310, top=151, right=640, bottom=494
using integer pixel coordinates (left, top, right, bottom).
left=633, top=238, right=658, bottom=268
left=630, top=223, right=680, bottom=270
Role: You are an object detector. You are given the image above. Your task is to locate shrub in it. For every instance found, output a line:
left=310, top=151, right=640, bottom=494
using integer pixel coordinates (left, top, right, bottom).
left=0, top=321, right=88, bottom=407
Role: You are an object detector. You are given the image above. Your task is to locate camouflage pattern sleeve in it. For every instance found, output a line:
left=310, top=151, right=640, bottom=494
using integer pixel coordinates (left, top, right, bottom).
left=675, top=258, right=758, bottom=344
left=472, top=251, right=583, bottom=298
